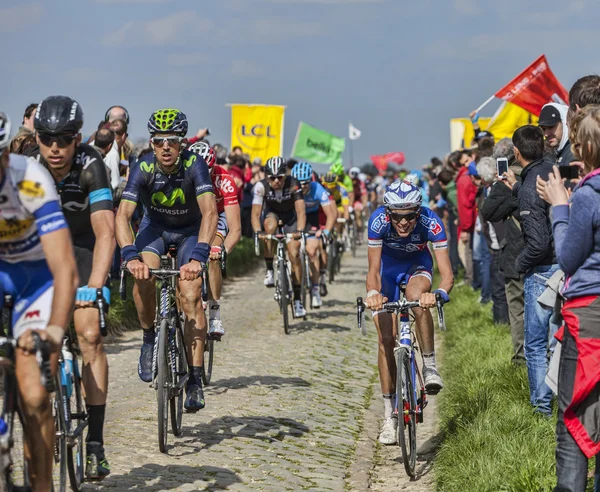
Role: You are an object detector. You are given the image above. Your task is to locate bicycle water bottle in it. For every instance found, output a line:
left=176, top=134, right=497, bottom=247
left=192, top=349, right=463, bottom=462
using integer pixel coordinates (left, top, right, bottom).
left=62, top=340, right=74, bottom=398
left=400, top=313, right=411, bottom=347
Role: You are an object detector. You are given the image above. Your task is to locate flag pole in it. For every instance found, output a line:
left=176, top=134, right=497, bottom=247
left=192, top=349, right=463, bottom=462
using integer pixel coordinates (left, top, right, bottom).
left=349, top=122, right=354, bottom=167
left=475, top=94, right=496, bottom=114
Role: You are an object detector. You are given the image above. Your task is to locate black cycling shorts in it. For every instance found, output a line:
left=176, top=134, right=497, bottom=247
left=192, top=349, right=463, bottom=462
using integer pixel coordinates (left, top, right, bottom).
left=264, top=208, right=297, bottom=234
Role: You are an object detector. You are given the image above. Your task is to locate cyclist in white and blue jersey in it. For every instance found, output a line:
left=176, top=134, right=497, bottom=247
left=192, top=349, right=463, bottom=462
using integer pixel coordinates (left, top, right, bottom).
left=0, top=112, right=78, bottom=491
left=365, top=179, right=454, bottom=445
left=291, top=162, right=336, bottom=308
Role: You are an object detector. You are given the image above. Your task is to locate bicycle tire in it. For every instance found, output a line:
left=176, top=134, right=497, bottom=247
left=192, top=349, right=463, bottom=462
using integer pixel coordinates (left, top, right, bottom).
left=52, top=376, right=68, bottom=491
left=305, top=252, right=313, bottom=310
left=351, top=224, right=358, bottom=257
left=171, top=317, right=186, bottom=436
left=335, top=241, right=343, bottom=274
left=396, top=348, right=417, bottom=478
left=0, top=373, right=26, bottom=491
left=300, top=252, right=308, bottom=311
left=280, top=255, right=290, bottom=334
left=327, top=243, right=335, bottom=283
left=157, top=318, right=170, bottom=453
left=66, top=356, right=85, bottom=491
left=202, top=339, right=214, bottom=386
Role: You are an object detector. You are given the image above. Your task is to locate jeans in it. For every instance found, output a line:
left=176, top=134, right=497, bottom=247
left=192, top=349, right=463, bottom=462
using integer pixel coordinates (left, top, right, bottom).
left=447, top=212, right=460, bottom=275
left=524, top=264, right=560, bottom=416
left=554, top=326, right=600, bottom=492
left=490, top=251, right=509, bottom=324
left=458, top=231, right=473, bottom=286
left=472, top=231, right=491, bottom=301
left=505, top=276, right=526, bottom=364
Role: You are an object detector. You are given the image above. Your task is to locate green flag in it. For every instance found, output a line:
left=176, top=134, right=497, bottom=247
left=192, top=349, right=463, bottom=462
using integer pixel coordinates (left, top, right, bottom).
left=291, top=122, right=345, bottom=165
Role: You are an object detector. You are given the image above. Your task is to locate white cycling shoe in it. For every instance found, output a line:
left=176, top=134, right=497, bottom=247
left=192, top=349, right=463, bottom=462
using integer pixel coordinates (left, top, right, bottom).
left=208, top=319, right=225, bottom=337
left=294, top=300, right=307, bottom=318
left=264, top=270, right=275, bottom=287
left=311, top=287, right=322, bottom=309
left=379, top=416, right=398, bottom=445
left=423, top=367, right=444, bottom=395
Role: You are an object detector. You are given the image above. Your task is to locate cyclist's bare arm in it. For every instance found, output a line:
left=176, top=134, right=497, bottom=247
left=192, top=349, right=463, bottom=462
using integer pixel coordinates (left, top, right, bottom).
left=196, top=193, right=218, bottom=247
left=433, top=247, right=454, bottom=294
left=294, top=199, right=306, bottom=232
left=251, top=204, right=263, bottom=233
left=322, top=202, right=336, bottom=232
left=343, top=204, right=350, bottom=220
left=223, top=203, right=241, bottom=253
left=39, top=228, right=79, bottom=346
left=115, top=200, right=137, bottom=248
left=365, top=246, right=387, bottom=310
left=348, top=191, right=355, bottom=204
left=88, top=210, right=115, bottom=289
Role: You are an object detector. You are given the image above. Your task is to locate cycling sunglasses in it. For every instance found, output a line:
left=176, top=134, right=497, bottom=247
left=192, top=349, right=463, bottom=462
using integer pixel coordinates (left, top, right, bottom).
left=37, top=133, right=77, bottom=148
left=389, top=211, right=419, bottom=223
left=151, top=136, right=183, bottom=147
left=268, top=175, right=286, bottom=182
left=299, top=180, right=311, bottom=187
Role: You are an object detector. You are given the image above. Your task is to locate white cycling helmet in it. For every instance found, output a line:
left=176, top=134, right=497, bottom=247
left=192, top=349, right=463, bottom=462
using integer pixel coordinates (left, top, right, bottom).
left=349, top=166, right=361, bottom=178
left=0, top=112, right=11, bottom=150
left=383, top=179, right=422, bottom=210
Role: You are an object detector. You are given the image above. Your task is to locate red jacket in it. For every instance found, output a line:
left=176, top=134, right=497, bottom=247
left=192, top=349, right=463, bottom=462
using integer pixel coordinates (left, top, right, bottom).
left=456, top=166, right=478, bottom=234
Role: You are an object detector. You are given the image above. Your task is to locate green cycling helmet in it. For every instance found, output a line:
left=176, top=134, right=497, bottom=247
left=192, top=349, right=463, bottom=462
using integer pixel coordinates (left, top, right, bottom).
left=330, top=163, right=344, bottom=176
left=148, top=108, right=188, bottom=136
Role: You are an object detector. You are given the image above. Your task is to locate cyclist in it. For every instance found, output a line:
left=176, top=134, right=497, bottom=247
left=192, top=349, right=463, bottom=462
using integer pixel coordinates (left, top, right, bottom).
left=349, top=166, right=368, bottom=241
left=291, top=162, right=336, bottom=308
left=188, top=142, right=241, bottom=337
left=322, top=171, right=350, bottom=233
left=34, top=96, right=116, bottom=478
left=330, top=163, right=354, bottom=204
left=0, top=112, right=78, bottom=492
left=251, top=156, right=307, bottom=318
left=364, top=179, right=453, bottom=445
left=116, top=109, right=217, bottom=412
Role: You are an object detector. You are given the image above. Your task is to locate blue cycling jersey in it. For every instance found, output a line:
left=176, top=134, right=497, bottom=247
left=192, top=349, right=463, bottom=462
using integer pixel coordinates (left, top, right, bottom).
left=303, top=182, right=330, bottom=214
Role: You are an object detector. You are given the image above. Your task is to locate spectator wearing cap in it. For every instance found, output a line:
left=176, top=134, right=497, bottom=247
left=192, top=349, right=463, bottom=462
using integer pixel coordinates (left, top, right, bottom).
left=456, top=150, right=478, bottom=286
left=10, top=103, right=37, bottom=154
left=538, top=103, right=576, bottom=167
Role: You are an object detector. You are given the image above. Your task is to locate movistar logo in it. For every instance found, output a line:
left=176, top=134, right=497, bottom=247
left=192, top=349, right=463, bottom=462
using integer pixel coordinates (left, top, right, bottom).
left=140, top=161, right=154, bottom=173
left=151, top=189, right=186, bottom=207
left=184, top=154, right=196, bottom=169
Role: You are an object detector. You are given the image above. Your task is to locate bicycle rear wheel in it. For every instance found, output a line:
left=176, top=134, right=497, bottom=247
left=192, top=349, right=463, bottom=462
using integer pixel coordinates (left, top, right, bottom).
left=171, top=317, right=187, bottom=436
left=396, top=348, right=417, bottom=477
left=279, top=256, right=290, bottom=334
left=157, top=318, right=170, bottom=453
left=350, top=224, right=358, bottom=257
left=66, top=356, right=86, bottom=491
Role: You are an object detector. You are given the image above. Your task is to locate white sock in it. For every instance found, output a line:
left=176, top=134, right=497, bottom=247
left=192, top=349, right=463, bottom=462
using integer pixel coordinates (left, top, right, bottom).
left=423, top=352, right=436, bottom=370
left=208, top=300, right=220, bottom=321
left=383, top=393, right=395, bottom=419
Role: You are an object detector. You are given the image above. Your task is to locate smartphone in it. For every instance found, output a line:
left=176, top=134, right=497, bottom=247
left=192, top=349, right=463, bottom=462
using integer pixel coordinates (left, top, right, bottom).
left=496, top=158, right=509, bottom=179
left=559, top=166, right=579, bottom=180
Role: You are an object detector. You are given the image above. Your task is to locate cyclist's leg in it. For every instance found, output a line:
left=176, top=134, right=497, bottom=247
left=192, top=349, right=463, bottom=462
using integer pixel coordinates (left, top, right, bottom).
left=305, top=213, right=321, bottom=285
left=354, top=201, right=364, bottom=232
left=208, top=214, right=227, bottom=335
left=284, top=217, right=304, bottom=313
left=263, top=211, right=278, bottom=286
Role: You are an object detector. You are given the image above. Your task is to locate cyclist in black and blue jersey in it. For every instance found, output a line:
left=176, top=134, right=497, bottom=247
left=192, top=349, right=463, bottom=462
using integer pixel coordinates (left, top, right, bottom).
left=291, top=162, right=336, bottom=308
left=34, top=96, right=116, bottom=479
left=0, top=111, right=78, bottom=491
left=365, top=179, right=454, bottom=445
left=116, top=109, right=217, bottom=413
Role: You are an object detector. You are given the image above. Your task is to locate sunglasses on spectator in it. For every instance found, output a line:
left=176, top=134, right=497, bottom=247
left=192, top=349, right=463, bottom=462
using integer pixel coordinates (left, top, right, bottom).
left=151, top=136, right=183, bottom=147
left=38, top=133, right=78, bottom=148
left=389, top=211, right=419, bottom=222
left=268, top=175, right=285, bottom=182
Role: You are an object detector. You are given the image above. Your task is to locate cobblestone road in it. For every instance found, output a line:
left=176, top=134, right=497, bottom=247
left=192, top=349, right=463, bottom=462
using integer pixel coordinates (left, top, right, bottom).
left=83, top=247, right=383, bottom=491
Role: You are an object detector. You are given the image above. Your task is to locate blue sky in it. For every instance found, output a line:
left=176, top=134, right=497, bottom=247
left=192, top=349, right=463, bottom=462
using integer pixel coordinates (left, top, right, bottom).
left=2, top=0, right=597, bottom=170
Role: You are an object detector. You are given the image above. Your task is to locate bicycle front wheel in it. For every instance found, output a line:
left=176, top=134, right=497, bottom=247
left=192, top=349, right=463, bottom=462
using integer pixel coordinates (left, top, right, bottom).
left=52, top=376, right=68, bottom=491
left=157, top=318, right=170, bottom=453
left=66, top=358, right=86, bottom=491
left=327, top=243, right=335, bottom=283
left=396, top=348, right=417, bottom=478
left=171, top=316, right=187, bottom=436
left=202, top=338, right=214, bottom=386
left=300, top=252, right=308, bottom=311
left=279, top=256, right=290, bottom=334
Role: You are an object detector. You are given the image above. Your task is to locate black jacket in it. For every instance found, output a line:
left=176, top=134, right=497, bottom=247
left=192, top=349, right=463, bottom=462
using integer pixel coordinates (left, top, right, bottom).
left=481, top=180, right=524, bottom=280
left=557, top=140, right=576, bottom=167
left=513, top=157, right=557, bottom=273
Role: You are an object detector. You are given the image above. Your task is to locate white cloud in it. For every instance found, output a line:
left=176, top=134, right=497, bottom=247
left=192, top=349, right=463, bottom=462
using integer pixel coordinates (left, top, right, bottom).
left=0, top=3, right=43, bottom=33
left=453, top=0, right=481, bottom=16
left=167, top=53, right=211, bottom=67
left=230, top=60, right=263, bottom=78
left=103, top=21, right=134, bottom=46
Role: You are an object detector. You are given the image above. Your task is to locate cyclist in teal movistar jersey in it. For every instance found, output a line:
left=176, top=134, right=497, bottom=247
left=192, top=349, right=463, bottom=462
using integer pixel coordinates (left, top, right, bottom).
left=116, top=109, right=217, bottom=412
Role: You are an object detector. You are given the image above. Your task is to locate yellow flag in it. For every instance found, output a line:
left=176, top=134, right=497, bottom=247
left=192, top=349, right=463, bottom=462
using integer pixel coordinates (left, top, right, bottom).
left=228, top=104, right=285, bottom=162
left=486, top=102, right=538, bottom=141
left=449, top=118, right=491, bottom=151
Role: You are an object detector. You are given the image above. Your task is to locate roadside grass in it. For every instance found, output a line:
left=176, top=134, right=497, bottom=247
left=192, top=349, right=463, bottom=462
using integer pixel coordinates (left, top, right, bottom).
left=107, top=237, right=258, bottom=333
left=433, top=283, right=592, bottom=492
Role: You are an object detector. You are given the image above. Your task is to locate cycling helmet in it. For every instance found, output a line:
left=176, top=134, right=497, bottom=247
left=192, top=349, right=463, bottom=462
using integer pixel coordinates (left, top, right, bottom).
left=322, top=171, right=338, bottom=189
left=330, top=163, right=344, bottom=176
left=188, top=141, right=216, bottom=171
left=265, top=156, right=286, bottom=176
left=291, top=162, right=313, bottom=182
left=148, top=109, right=188, bottom=136
left=383, top=179, right=422, bottom=210
left=349, top=166, right=360, bottom=178
left=0, top=113, right=11, bottom=150
left=35, top=96, right=83, bottom=135
left=404, top=173, right=420, bottom=186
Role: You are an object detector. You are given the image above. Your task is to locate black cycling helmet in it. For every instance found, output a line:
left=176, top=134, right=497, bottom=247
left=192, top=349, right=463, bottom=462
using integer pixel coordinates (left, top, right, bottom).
left=35, top=96, right=84, bottom=135
left=264, top=156, right=286, bottom=176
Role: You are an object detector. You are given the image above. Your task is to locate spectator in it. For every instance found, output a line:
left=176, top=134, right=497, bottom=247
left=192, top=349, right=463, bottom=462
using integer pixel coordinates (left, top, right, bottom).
left=10, top=103, right=37, bottom=154
left=438, top=168, right=460, bottom=276
left=110, top=119, right=129, bottom=177
left=90, top=121, right=120, bottom=191
left=105, top=105, right=129, bottom=123
left=468, top=162, right=489, bottom=298
left=456, top=150, right=478, bottom=286
left=481, top=138, right=526, bottom=364
left=505, top=125, right=558, bottom=417
left=92, top=128, right=115, bottom=158
left=538, top=103, right=576, bottom=167
left=537, top=105, right=600, bottom=492
left=231, top=146, right=243, bottom=156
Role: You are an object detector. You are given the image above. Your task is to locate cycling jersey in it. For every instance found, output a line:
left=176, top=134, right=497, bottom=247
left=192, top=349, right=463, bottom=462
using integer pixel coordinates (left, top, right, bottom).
left=35, top=144, right=113, bottom=250
left=303, top=182, right=330, bottom=214
left=0, top=154, right=68, bottom=263
left=252, top=176, right=303, bottom=213
left=340, top=175, right=353, bottom=194
left=122, top=150, right=214, bottom=230
left=352, top=179, right=367, bottom=201
left=211, top=165, right=239, bottom=214
left=327, top=185, right=349, bottom=208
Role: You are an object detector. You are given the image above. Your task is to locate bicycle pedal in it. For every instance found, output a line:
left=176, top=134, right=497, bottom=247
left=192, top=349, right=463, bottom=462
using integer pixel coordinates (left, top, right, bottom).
left=207, top=333, right=222, bottom=342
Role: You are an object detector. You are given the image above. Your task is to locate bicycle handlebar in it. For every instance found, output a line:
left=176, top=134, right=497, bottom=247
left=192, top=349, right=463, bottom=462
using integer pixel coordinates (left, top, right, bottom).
left=336, top=218, right=347, bottom=224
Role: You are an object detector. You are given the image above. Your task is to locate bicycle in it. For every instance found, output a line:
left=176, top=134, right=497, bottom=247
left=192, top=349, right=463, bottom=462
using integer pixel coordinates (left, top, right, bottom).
left=120, top=246, right=194, bottom=454
left=0, top=295, right=58, bottom=491
left=348, top=210, right=358, bottom=257
left=356, top=290, right=447, bottom=478
left=299, top=233, right=315, bottom=312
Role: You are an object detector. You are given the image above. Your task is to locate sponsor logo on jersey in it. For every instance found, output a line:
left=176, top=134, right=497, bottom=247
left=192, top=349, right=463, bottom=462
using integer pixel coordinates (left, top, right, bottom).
left=183, top=154, right=197, bottom=169
left=62, top=198, right=89, bottom=212
left=122, top=191, right=137, bottom=200
left=14, top=300, right=28, bottom=313
left=419, top=215, right=442, bottom=236
left=149, top=206, right=188, bottom=215
left=77, top=152, right=97, bottom=169
left=140, top=161, right=154, bottom=173
left=214, top=176, right=235, bottom=194
left=370, top=212, right=389, bottom=234
left=151, top=189, right=186, bottom=207
left=24, top=309, right=40, bottom=319
left=17, top=180, right=45, bottom=199
left=0, top=217, right=33, bottom=238
left=40, top=218, right=66, bottom=234
left=411, top=233, right=420, bottom=241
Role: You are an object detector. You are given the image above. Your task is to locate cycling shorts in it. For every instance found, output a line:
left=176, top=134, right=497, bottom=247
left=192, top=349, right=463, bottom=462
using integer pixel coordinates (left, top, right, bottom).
left=216, top=211, right=229, bottom=241
left=353, top=201, right=364, bottom=211
left=380, top=252, right=433, bottom=302
left=0, top=259, right=54, bottom=339
left=135, top=215, right=197, bottom=268
left=305, top=212, right=320, bottom=232
left=264, top=208, right=297, bottom=234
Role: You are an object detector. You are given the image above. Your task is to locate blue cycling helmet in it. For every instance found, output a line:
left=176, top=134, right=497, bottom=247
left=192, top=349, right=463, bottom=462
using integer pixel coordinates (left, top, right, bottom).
left=383, top=179, right=422, bottom=210
left=292, top=162, right=313, bottom=182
